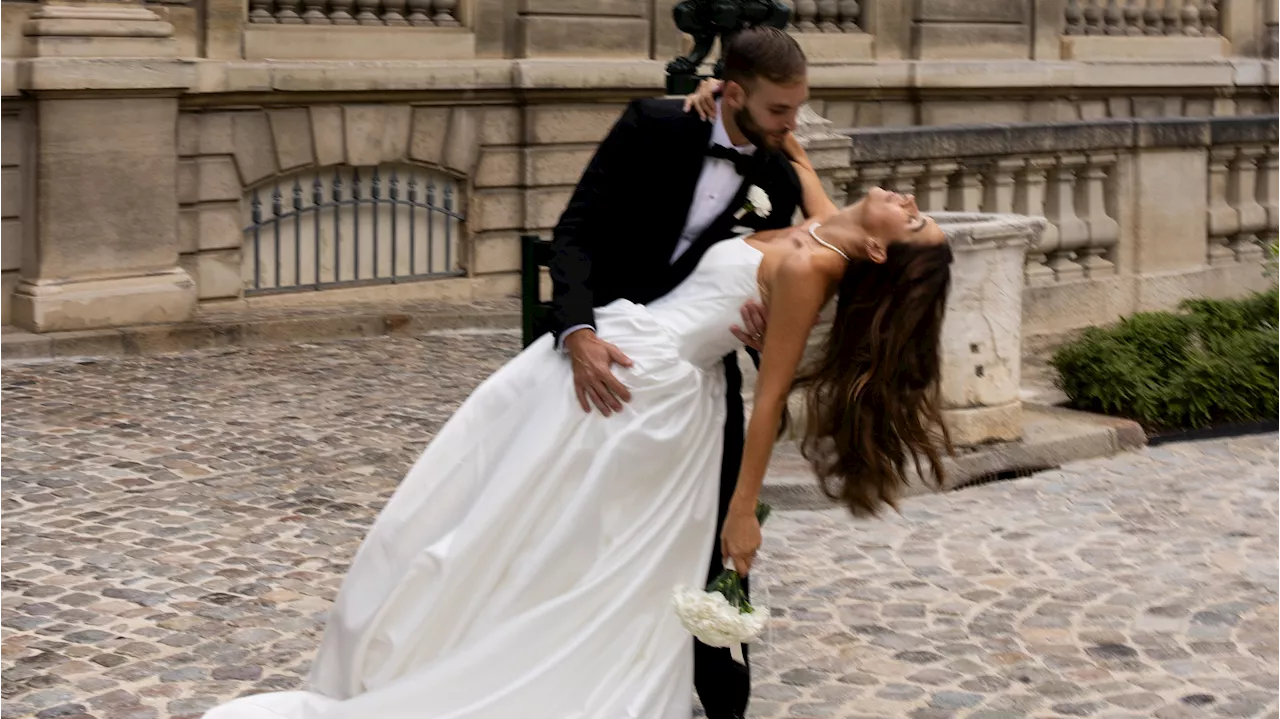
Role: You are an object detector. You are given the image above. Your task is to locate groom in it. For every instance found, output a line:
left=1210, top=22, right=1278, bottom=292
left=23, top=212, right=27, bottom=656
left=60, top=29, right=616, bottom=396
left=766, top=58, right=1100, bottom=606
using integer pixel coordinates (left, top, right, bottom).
left=548, top=26, right=809, bottom=719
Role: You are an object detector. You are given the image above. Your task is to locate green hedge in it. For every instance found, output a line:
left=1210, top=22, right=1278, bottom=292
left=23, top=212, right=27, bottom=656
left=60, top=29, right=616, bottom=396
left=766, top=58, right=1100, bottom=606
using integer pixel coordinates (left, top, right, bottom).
left=1051, top=289, right=1279, bottom=431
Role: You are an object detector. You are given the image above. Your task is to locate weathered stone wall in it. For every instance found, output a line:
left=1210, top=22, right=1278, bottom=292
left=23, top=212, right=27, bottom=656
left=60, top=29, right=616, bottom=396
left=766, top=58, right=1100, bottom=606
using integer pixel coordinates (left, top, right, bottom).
left=175, top=104, right=496, bottom=304
left=0, top=101, right=30, bottom=325
left=0, top=0, right=1276, bottom=331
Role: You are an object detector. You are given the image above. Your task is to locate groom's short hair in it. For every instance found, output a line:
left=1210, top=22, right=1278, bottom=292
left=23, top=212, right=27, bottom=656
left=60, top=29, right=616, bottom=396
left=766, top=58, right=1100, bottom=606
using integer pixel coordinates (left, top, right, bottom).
left=722, top=26, right=807, bottom=88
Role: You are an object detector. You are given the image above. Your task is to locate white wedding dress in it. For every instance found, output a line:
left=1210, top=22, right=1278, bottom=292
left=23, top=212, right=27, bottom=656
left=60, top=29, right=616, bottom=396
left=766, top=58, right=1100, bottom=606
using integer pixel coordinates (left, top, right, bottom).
left=203, top=239, right=765, bottom=719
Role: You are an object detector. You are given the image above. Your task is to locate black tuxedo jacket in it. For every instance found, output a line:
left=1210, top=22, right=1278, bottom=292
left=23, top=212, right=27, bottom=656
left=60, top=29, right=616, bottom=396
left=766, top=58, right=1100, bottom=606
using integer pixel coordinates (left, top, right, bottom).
left=548, top=98, right=803, bottom=342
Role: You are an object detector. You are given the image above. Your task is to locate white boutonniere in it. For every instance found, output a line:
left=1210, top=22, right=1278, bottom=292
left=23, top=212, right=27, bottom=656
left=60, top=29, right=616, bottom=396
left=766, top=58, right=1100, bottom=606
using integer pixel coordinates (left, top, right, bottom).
left=734, top=185, right=771, bottom=221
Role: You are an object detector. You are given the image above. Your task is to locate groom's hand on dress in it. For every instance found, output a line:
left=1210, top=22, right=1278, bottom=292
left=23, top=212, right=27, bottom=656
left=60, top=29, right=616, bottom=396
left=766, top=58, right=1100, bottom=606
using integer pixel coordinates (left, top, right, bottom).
left=730, top=299, right=768, bottom=352
left=565, top=329, right=633, bottom=417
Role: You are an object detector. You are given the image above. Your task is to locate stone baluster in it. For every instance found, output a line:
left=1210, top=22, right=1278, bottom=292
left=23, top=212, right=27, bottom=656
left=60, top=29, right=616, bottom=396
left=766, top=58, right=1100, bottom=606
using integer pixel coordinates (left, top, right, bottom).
left=1075, top=154, right=1119, bottom=278
left=1064, top=0, right=1086, bottom=35
left=948, top=164, right=984, bottom=213
left=1144, top=0, right=1164, bottom=34
left=301, top=0, right=330, bottom=23
left=845, top=166, right=868, bottom=201
left=1180, top=0, right=1202, bottom=36
left=249, top=0, right=276, bottom=22
left=328, top=0, right=357, bottom=24
left=890, top=163, right=925, bottom=197
left=794, top=0, right=819, bottom=31
left=1014, top=158, right=1057, bottom=286
left=1123, top=0, right=1144, bottom=35
left=382, top=0, right=407, bottom=25
left=1205, top=147, right=1239, bottom=265
left=852, top=164, right=893, bottom=201
left=982, top=159, right=1022, bottom=214
left=1228, top=146, right=1267, bottom=262
left=275, top=0, right=304, bottom=23
left=1162, top=0, right=1182, bottom=35
left=816, top=0, right=840, bottom=31
left=1042, top=156, right=1089, bottom=281
left=354, top=0, right=381, bottom=24
left=432, top=0, right=459, bottom=26
left=919, top=162, right=957, bottom=212
left=825, top=169, right=853, bottom=208
left=1260, top=148, right=1278, bottom=244
left=406, top=0, right=431, bottom=25
left=1084, top=0, right=1105, bottom=35
left=1199, top=0, right=1219, bottom=35
left=838, top=0, right=861, bottom=32
left=1104, top=0, right=1125, bottom=34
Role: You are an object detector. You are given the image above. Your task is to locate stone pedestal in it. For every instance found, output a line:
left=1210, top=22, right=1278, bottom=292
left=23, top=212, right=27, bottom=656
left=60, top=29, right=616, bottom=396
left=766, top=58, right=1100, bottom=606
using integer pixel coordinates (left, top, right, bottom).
left=933, top=212, right=1043, bottom=446
left=516, top=0, right=650, bottom=59
left=912, top=0, right=1033, bottom=60
left=12, top=2, right=196, bottom=332
left=22, top=4, right=177, bottom=58
left=794, top=104, right=854, bottom=208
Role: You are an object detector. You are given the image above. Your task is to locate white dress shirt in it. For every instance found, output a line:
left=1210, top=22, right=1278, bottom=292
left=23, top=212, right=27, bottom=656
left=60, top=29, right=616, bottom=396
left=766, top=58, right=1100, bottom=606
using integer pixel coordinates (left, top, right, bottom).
left=560, top=100, right=752, bottom=349
left=669, top=104, right=755, bottom=262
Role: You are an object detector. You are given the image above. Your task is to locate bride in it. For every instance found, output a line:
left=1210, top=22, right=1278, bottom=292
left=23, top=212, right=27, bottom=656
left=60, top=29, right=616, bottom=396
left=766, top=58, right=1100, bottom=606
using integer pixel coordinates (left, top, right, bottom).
left=203, top=114, right=951, bottom=719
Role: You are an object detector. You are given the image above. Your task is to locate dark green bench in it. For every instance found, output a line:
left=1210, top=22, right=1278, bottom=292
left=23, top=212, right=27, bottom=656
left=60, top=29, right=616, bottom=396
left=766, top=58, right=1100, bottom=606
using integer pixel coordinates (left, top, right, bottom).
left=520, top=234, right=556, bottom=348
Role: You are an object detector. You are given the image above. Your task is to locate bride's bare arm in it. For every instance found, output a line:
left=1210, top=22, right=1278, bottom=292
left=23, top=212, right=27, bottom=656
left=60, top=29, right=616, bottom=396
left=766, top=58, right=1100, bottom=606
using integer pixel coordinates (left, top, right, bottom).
left=720, top=255, right=830, bottom=574
left=782, top=134, right=840, bottom=221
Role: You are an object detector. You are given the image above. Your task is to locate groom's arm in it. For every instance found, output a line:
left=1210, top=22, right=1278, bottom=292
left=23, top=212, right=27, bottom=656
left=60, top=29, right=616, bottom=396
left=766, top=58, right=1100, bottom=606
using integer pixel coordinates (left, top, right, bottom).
left=549, top=100, right=649, bottom=347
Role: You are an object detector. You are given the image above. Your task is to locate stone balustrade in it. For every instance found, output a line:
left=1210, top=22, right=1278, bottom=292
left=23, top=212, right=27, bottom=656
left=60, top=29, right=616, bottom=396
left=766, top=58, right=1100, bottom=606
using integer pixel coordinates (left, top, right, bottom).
left=248, top=0, right=459, bottom=26
left=790, top=0, right=863, bottom=33
left=837, top=116, right=1278, bottom=339
left=1064, top=0, right=1220, bottom=37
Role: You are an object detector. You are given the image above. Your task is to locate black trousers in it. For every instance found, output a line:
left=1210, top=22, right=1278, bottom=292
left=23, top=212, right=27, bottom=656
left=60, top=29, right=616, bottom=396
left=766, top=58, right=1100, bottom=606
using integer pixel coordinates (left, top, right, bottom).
left=693, top=352, right=752, bottom=719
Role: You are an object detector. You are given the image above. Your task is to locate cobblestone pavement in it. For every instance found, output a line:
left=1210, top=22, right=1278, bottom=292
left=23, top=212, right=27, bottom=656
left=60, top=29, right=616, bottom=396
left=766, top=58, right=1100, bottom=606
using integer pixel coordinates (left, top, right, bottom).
left=3, top=334, right=1277, bottom=719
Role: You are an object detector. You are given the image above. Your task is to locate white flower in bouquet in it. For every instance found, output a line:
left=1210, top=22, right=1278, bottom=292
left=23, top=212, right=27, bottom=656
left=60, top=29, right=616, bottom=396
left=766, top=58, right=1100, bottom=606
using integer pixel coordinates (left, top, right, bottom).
left=671, top=502, right=772, bottom=664
left=672, top=585, right=767, bottom=648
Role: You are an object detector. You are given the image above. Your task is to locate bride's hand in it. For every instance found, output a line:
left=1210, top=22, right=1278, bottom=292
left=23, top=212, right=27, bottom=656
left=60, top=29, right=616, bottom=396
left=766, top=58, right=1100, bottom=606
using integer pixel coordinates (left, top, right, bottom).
left=721, top=508, right=762, bottom=576
left=781, top=132, right=812, bottom=170
left=683, top=78, right=723, bottom=121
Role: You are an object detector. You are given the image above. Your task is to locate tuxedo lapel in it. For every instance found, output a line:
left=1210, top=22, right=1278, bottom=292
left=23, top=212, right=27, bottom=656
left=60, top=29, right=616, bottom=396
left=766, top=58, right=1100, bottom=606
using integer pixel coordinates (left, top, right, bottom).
left=656, top=118, right=716, bottom=261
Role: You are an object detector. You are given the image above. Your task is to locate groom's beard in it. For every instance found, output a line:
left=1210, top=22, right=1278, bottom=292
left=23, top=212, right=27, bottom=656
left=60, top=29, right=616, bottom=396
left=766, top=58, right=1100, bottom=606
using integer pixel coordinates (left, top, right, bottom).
left=733, top=105, right=783, bottom=151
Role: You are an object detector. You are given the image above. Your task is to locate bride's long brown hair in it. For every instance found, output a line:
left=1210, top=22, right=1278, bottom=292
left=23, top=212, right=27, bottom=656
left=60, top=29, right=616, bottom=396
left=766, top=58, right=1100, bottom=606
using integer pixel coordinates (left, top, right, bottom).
left=790, top=241, right=955, bottom=517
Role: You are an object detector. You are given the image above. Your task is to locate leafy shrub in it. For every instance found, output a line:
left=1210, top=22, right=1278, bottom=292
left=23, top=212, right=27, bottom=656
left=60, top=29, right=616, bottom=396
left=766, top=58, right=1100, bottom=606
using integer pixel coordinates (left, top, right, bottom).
left=1051, top=289, right=1279, bottom=431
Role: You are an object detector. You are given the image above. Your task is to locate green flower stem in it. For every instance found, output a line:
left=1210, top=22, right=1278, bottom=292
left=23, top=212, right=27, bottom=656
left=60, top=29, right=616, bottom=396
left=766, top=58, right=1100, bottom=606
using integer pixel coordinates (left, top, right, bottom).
left=706, top=501, right=772, bottom=614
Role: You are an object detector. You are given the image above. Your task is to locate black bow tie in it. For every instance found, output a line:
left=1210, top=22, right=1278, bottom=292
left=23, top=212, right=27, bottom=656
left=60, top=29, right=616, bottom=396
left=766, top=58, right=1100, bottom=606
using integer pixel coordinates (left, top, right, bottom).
left=705, top=144, right=753, bottom=176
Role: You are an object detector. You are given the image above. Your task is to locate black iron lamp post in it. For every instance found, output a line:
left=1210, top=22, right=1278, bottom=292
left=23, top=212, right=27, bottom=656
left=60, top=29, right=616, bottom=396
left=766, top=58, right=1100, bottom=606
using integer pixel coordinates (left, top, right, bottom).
left=664, top=0, right=792, bottom=95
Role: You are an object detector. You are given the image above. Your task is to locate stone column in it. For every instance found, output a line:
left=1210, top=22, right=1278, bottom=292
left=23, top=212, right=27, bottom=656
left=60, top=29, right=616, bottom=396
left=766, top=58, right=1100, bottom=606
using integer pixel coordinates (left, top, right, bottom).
left=1033, top=0, right=1070, bottom=59
left=204, top=0, right=247, bottom=59
left=934, top=212, right=1041, bottom=446
left=861, top=0, right=913, bottom=58
left=11, top=0, right=197, bottom=332
left=1267, top=0, right=1279, bottom=57
left=650, top=0, right=685, bottom=61
left=1219, top=0, right=1264, bottom=57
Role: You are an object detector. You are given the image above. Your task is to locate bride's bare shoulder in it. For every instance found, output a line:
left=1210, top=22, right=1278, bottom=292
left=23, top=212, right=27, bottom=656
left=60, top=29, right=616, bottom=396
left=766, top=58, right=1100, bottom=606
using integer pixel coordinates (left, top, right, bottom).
left=759, top=243, right=838, bottom=309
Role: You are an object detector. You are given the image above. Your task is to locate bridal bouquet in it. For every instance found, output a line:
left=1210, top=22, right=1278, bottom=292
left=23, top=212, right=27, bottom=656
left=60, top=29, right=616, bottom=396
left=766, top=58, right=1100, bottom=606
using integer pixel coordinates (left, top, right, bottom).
left=672, top=502, right=772, bottom=664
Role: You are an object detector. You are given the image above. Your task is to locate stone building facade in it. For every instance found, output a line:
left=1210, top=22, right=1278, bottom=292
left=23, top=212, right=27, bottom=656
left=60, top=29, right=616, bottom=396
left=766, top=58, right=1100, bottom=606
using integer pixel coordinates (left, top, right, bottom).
left=0, top=0, right=1276, bottom=340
